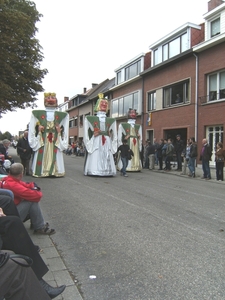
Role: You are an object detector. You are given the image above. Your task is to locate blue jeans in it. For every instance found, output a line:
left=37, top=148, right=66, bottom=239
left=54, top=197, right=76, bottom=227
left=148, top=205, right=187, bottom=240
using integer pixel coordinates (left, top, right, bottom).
left=202, top=159, right=211, bottom=179
left=0, top=189, right=14, bottom=200
left=16, top=201, right=45, bottom=230
left=188, top=157, right=196, bottom=174
left=121, top=157, right=128, bottom=175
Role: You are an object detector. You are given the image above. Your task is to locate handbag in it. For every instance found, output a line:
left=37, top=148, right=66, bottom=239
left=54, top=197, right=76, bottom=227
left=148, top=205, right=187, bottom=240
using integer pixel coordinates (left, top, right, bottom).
left=0, top=252, right=33, bottom=268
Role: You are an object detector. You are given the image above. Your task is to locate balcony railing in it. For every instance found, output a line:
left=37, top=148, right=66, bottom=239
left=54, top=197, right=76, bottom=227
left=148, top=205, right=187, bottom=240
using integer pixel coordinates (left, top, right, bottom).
left=199, top=90, right=225, bottom=104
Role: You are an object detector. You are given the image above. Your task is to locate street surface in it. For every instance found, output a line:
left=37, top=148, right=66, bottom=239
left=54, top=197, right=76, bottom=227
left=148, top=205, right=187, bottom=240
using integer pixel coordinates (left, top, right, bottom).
left=30, top=154, right=225, bottom=300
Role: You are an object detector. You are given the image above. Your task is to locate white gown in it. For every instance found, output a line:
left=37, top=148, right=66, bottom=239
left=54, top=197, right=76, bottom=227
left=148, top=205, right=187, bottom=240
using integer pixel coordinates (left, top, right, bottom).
left=83, top=112, right=117, bottom=176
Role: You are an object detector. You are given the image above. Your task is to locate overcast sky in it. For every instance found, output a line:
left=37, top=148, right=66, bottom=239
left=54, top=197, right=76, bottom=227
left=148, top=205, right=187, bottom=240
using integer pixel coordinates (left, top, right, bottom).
left=1, top=0, right=208, bottom=136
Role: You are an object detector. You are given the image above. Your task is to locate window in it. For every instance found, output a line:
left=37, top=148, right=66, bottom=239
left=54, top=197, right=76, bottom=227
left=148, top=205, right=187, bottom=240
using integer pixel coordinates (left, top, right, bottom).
left=79, top=115, right=83, bottom=127
left=154, top=49, right=159, bottom=65
left=169, top=37, right=180, bottom=58
left=124, top=94, right=133, bottom=114
left=208, top=70, right=225, bottom=101
left=118, top=98, right=123, bottom=117
left=157, top=32, right=188, bottom=64
left=117, top=71, right=122, bottom=84
left=163, top=44, right=168, bottom=61
left=211, top=17, right=220, bottom=37
left=163, top=81, right=189, bottom=107
left=147, top=92, right=156, bottom=111
left=125, top=60, right=141, bottom=80
left=112, top=91, right=140, bottom=118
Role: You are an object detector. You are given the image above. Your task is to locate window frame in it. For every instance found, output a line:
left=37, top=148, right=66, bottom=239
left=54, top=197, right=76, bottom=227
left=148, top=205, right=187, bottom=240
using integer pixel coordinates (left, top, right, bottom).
left=210, top=17, right=220, bottom=38
left=147, top=91, right=156, bottom=111
left=112, top=91, right=140, bottom=118
left=163, top=80, right=189, bottom=108
left=208, top=70, right=225, bottom=101
left=125, top=60, right=141, bottom=81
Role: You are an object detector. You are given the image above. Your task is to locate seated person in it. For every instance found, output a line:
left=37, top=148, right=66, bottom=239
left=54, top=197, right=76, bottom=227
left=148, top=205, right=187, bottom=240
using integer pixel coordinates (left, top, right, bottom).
left=0, top=204, right=66, bottom=299
left=0, top=250, right=52, bottom=300
left=1, top=163, right=55, bottom=235
left=0, top=139, right=14, bottom=163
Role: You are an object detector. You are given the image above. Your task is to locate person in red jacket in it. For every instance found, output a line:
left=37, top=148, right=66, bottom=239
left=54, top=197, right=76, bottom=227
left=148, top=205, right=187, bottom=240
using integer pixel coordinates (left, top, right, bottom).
left=1, top=163, right=55, bottom=235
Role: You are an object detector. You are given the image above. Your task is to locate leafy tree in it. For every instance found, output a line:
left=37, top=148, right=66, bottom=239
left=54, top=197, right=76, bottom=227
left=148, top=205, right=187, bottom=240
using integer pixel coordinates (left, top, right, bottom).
left=0, top=131, right=12, bottom=141
left=0, top=0, right=48, bottom=112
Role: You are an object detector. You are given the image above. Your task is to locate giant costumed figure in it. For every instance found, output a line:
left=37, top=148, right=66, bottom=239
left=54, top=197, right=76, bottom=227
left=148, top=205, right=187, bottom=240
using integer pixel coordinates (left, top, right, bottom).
left=28, top=92, right=69, bottom=177
left=117, top=108, right=142, bottom=171
left=84, top=93, right=117, bottom=176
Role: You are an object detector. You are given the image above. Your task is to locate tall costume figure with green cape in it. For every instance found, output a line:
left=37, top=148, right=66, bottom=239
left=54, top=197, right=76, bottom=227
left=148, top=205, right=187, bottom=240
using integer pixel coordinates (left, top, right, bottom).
left=117, top=108, right=142, bottom=172
left=28, top=92, right=69, bottom=177
left=84, top=93, right=117, bottom=176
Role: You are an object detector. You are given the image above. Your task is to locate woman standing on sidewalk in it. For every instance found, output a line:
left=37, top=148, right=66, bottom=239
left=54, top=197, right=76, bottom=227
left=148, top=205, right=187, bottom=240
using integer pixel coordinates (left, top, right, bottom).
left=215, top=142, right=225, bottom=181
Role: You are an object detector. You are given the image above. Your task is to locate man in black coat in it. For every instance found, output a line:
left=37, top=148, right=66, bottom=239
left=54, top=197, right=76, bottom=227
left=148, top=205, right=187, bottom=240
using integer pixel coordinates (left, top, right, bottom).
left=175, top=134, right=184, bottom=171
left=17, top=130, right=33, bottom=176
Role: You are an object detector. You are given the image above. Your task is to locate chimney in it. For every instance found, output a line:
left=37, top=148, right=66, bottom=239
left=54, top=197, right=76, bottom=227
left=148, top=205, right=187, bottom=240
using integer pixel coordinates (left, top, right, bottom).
left=208, top=0, right=224, bottom=12
left=83, top=87, right=87, bottom=93
left=64, top=97, right=69, bottom=102
left=92, top=83, right=98, bottom=88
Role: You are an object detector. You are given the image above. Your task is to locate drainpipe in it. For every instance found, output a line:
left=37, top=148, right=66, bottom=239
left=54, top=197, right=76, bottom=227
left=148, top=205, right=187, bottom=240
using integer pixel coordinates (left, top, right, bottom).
left=193, top=53, right=198, bottom=142
left=141, top=76, right=145, bottom=139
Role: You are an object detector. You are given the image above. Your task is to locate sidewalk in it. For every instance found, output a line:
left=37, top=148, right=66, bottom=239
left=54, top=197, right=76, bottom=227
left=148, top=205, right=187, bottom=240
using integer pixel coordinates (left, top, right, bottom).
left=24, top=222, right=83, bottom=300
left=8, top=147, right=83, bottom=300
left=146, top=162, right=225, bottom=183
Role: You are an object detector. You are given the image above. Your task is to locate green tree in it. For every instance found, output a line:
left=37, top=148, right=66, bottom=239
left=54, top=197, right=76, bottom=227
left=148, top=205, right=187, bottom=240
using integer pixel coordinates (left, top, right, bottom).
left=0, top=131, right=12, bottom=141
left=0, top=0, right=48, bottom=112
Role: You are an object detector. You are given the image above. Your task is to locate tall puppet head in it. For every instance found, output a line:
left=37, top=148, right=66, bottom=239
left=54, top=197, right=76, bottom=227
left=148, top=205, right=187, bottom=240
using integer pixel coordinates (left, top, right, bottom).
left=127, top=108, right=137, bottom=120
left=94, top=93, right=109, bottom=113
left=44, top=92, right=58, bottom=107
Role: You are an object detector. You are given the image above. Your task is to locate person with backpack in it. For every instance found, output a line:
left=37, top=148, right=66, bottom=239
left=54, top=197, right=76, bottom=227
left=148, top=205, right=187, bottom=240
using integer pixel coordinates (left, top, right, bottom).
left=188, top=137, right=198, bottom=178
left=165, top=139, right=174, bottom=171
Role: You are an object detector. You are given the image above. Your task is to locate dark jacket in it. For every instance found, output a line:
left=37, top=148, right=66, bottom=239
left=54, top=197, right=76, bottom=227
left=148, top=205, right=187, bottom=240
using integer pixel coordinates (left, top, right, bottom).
left=157, top=143, right=164, bottom=158
left=146, top=143, right=155, bottom=156
left=118, top=144, right=130, bottom=158
left=166, top=143, right=174, bottom=157
left=200, top=143, right=212, bottom=161
left=17, top=137, right=32, bottom=160
left=0, top=144, right=10, bottom=159
left=175, top=139, right=184, bottom=153
left=189, top=143, right=198, bottom=158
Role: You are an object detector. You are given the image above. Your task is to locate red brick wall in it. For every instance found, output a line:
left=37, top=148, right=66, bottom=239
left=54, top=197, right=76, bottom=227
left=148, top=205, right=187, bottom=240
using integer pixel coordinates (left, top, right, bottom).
left=208, top=0, right=224, bottom=11
left=197, top=42, right=225, bottom=145
left=113, top=79, right=142, bottom=99
left=143, top=55, right=197, bottom=140
left=191, top=24, right=205, bottom=47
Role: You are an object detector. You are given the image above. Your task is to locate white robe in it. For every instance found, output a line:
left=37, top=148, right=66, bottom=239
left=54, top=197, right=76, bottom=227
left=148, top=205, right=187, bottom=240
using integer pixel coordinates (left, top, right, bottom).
left=84, top=113, right=117, bottom=176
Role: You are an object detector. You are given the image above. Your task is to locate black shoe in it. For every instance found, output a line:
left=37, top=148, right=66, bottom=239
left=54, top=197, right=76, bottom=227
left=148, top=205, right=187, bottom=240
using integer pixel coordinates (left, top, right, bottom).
left=192, top=172, right=195, bottom=178
left=39, top=279, right=66, bottom=299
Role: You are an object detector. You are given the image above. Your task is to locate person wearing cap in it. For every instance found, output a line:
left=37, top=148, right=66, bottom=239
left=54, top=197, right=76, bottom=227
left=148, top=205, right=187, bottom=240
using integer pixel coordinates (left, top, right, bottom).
left=28, top=93, right=69, bottom=177
left=174, top=134, right=184, bottom=171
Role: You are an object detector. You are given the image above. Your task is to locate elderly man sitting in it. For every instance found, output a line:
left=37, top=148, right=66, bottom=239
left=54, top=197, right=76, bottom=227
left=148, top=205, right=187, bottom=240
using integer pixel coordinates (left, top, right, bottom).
left=0, top=163, right=55, bottom=235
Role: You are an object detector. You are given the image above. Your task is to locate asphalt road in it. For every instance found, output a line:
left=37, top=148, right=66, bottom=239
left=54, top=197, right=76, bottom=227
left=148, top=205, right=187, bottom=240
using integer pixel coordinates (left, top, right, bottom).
left=23, top=153, right=225, bottom=300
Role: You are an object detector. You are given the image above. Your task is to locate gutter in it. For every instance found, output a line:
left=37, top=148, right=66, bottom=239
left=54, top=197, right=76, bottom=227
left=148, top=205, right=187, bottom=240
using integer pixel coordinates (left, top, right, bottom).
left=193, top=53, right=198, bottom=142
